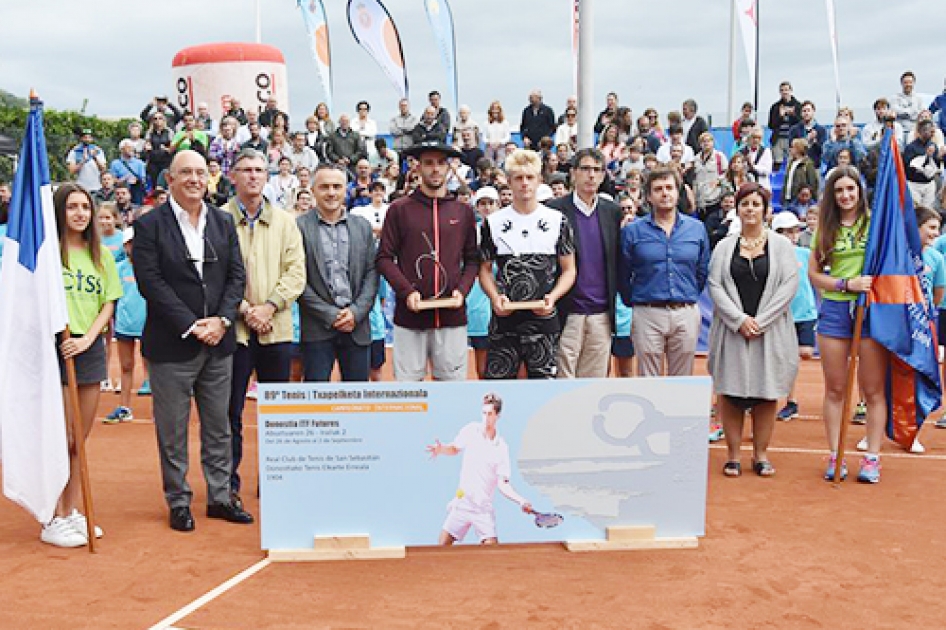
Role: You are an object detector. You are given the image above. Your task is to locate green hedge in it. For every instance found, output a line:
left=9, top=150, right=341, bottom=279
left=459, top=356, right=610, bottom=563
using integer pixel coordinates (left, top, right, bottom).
left=0, top=105, right=139, bottom=185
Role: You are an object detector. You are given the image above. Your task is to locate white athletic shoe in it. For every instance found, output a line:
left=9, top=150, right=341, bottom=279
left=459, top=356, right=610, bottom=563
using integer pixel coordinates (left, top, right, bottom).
left=67, top=509, right=104, bottom=539
left=41, top=517, right=87, bottom=548
left=910, top=439, right=925, bottom=454
left=856, top=437, right=869, bottom=452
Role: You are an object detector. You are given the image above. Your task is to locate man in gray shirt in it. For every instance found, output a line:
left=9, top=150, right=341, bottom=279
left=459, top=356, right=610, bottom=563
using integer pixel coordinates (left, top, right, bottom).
left=297, top=164, right=379, bottom=381
left=390, top=98, right=417, bottom=152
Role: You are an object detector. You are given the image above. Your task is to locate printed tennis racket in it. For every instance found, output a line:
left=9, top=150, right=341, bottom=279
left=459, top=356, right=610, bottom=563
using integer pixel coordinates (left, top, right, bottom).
left=526, top=507, right=564, bottom=529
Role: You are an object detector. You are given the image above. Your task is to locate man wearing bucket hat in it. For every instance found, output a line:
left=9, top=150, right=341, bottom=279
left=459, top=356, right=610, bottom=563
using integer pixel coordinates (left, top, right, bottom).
left=377, top=141, right=480, bottom=381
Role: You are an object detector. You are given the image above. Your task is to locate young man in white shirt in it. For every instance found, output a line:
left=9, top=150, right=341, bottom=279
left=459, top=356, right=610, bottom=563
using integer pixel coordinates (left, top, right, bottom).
left=427, top=392, right=532, bottom=545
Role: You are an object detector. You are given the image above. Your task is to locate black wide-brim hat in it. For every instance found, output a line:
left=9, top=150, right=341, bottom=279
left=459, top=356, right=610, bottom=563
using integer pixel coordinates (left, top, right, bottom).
left=402, top=141, right=463, bottom=160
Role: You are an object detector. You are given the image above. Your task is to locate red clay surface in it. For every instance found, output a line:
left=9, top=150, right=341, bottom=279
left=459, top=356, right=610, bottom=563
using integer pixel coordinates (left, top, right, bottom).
left=2, top=354, right=946, bottom=629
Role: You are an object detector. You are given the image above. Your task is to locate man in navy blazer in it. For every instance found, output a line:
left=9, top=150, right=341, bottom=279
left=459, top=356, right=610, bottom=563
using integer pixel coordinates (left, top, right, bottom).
left=134, top=150, right=252, bottom=532
left=547, top=148, right=623, bottom=378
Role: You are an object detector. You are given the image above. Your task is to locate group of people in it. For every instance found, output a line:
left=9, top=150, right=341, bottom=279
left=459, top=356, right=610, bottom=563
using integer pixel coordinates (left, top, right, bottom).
left=12, top=72, right=946, bottom=548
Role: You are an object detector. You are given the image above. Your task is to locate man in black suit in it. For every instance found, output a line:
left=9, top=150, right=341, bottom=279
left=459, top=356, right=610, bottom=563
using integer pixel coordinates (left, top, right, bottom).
left=519, top=89, right=556, bottom=150
left=297, top=164, right=379, bottom=381
left=134, top=149, right=253, bottom=532
left=547, top=148, right=622, bottom=378
left=682, top=99, right=709, bottom=155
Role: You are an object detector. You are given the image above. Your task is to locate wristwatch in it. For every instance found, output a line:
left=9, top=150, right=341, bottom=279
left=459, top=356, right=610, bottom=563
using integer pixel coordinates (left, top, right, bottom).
left=219, top=316, right=232, bottom=329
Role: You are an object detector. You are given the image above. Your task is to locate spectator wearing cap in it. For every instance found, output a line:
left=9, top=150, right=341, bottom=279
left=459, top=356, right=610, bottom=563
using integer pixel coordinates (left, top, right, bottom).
left=520, top=89, right=557, bottom=150
left=547, top=148, right=623, bottom=378
left=467, top=185, right=500, bottom=378
left=377, top=141, right=479, bottom=381
left=140, top=95, right=183, bottom=129
left=110, top=139, right=148, bottom=205
left=66, top=128, right=107, bottom=192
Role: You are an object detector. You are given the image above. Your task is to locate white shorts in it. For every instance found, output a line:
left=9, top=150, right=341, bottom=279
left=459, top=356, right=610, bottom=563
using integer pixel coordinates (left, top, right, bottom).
left=442, top=498, right=497, bottom=542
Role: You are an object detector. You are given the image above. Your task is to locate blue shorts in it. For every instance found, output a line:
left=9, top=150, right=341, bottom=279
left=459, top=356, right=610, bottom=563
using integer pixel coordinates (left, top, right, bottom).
left=794, top=320, right=816, bottom=347
left=611, top=336, right=635, bottom=358
left=817, top=299, right=870, bottom=340
left=370, top=339, right=386, bottom=370
left=468, top=336, right=490, bottom=350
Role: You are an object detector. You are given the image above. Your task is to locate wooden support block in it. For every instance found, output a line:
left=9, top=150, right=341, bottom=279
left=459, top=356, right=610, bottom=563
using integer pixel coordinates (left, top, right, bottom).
left=267, top=535, right=406, bottom=562
left=564, top=525, right=699, bottom=552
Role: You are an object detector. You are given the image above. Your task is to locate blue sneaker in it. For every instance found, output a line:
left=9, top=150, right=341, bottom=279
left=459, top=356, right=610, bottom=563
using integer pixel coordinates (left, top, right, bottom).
left=137, top=380, right=151, bottom=396
left=857, top=456, right=881, bottom=484
left=824, top=455, right=848, bottom=481
left=777, top=401, right=799, bottom=421
left=103, top=406, right=133, bottom=425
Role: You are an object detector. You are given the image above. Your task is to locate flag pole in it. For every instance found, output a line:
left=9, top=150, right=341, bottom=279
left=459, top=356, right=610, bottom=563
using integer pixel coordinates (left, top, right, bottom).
left=727, top=0, right=737, bottom=127
left=753, top=0, right=760, bottom=113
left=577, top=0, right=595, bottom=149
left=833, top=304, right=865, bottom=484
left=63, top=326, right=97, bottom=551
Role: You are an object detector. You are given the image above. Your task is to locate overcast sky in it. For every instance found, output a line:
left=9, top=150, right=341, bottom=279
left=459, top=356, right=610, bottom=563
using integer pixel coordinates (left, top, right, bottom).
left=2, top=0, right=945, bottom=130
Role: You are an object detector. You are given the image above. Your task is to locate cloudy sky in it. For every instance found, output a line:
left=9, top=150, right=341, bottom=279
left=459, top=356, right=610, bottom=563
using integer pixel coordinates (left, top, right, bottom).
left=1, top=0, right=945, bottom=130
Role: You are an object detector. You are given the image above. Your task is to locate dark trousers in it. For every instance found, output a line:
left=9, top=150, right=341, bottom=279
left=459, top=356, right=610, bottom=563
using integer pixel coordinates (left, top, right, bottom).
left=228, top=336, right=292, bottom=493
left=302, top=333, right=370, bottom=382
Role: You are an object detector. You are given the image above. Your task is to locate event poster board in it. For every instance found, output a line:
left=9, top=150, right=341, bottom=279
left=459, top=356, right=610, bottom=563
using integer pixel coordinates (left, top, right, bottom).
left=258, top=378, right=711, bottom=550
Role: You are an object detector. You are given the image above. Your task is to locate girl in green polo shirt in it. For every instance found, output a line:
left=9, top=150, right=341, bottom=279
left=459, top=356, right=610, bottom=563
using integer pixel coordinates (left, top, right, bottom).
left=42, top=184, right=122, bottom=548
left=808, top=166, right=888, bottom=485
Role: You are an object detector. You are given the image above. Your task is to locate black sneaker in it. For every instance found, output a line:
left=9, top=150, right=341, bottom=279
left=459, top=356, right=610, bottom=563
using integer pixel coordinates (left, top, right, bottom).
left=777, top=400, right=799, bottom=421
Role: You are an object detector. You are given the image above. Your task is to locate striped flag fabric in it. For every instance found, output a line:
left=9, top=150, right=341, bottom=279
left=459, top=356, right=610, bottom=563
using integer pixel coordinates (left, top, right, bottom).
left=0, top=96, right=71, bottom=523
left=864, top=129, right=942, bottom=448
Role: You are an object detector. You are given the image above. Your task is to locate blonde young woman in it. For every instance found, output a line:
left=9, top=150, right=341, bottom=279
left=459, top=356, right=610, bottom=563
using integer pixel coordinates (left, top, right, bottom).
left=484, top=101, right=511, bottom=165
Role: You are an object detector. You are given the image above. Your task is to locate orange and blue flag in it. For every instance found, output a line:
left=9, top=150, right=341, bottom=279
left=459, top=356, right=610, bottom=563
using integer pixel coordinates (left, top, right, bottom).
left=864, top=129, right=941, bottom=449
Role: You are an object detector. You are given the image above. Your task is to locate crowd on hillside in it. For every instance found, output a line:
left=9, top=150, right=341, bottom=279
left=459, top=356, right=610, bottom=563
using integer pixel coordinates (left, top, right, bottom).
left=4, top=70, right=946, bottom=548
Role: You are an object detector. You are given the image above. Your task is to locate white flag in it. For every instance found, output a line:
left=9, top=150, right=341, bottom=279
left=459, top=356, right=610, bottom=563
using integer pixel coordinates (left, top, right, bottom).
left=735, top=0, right=758, bottom=98
left=0, top=98, right=71, bottom=524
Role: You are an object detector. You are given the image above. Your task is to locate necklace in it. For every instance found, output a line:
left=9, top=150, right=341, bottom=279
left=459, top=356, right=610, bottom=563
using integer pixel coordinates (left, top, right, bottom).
left=739, top=230, right=767, bottom=249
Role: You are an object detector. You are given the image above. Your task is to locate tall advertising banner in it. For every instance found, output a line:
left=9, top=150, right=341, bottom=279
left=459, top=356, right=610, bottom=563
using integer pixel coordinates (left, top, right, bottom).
left=297, top=0, right=334, bottom=112
left=735, top=0, right=758, bottom=101
left=171, top=43, right=289, bottom=118
left=347, top=0, right=409, bottom=99
left=424, top=0, right=459, bottom=116
left=259, top=378, right=711, bottom=552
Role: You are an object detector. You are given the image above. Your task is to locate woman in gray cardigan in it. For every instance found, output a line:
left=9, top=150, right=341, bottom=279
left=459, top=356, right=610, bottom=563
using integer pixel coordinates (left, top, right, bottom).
left=707, top=183, right=799, bottom=477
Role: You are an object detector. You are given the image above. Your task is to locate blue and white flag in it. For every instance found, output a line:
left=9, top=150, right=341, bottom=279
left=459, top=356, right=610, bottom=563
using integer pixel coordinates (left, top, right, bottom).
left=0, top=97, right=70, bottom=524
left=298, top=0, right=334, bottom=112
left=424, top=0, right=458, bottom=115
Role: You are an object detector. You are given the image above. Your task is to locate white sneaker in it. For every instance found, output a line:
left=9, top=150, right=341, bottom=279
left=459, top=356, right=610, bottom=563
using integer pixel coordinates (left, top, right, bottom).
left=910, top=439, right=925, bottom=454
left=67, top=509, right=104, bottom=539
left=41, top=517, right=87, bottom=548
left=856, top=437, right=869, bottom=452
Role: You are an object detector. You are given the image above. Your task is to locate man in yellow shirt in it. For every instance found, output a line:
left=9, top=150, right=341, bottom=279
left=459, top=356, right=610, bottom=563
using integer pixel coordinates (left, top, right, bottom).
left=222, top=149, right=306, bottom=506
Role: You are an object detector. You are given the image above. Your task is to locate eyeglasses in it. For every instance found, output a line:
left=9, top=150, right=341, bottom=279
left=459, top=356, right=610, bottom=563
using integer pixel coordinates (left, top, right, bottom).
left=576, top=165, right=604, bottom=173
left=174, top=168, right=209, bottom=181
left=186, top=236, right=219, bottom=265
left=234, top=166, right=267, bottom=174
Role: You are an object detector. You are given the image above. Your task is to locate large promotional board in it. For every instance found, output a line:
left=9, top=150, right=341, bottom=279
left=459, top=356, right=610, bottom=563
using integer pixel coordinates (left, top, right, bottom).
left=258, top=378, right=711, bottom=551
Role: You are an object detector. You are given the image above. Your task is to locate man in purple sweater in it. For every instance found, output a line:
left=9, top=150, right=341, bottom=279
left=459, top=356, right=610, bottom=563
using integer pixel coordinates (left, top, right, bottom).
left=547, top=148, right=624, bottom=378
left=376, top=141, right=480, bottom=381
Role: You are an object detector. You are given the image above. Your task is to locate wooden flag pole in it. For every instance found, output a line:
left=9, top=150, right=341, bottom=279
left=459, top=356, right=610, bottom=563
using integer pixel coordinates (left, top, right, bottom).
left=834, top=304, right=866, bottom=484
left=62, top=326, right=97, bottom=552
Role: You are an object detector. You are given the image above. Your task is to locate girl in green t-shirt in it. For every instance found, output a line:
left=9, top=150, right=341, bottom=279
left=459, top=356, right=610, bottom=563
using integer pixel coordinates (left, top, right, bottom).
left=43, top=183, right=122, bottom=548
left=807, top=166, right=889, bottom=484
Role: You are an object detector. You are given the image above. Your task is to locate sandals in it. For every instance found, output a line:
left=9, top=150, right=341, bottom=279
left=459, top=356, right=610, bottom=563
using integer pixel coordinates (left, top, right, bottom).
left=752, top=459, right=776, bottom=477
left=723, top=461, right=741, bottom=477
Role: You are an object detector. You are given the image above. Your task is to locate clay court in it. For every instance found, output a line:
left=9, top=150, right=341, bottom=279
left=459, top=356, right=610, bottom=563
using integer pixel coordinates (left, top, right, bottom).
left=2, top=356, right=945, bottom=629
